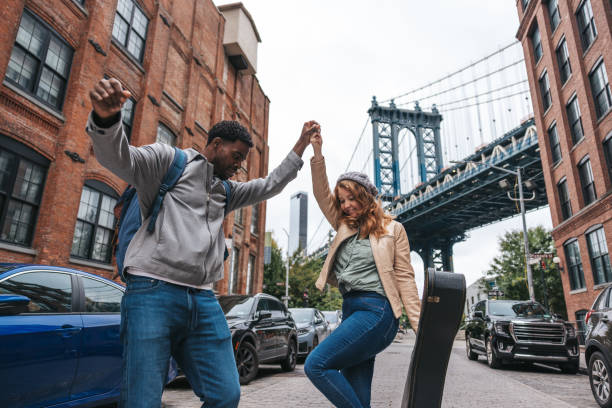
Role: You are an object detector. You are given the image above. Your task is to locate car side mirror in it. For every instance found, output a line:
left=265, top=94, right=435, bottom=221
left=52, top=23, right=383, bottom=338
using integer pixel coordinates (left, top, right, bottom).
left=0, top=294, right=30, bottom=315
left=474, top=311, right=484, bottom=319
left=257, top=311, right=272, bottom=320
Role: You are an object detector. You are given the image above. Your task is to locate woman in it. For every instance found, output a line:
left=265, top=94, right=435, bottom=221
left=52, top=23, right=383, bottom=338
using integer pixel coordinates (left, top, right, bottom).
left=304, top=128, right=421, bottom=408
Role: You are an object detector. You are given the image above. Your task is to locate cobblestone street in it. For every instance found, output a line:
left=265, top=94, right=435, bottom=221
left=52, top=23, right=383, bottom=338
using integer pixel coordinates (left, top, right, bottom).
left=162, top=332, right=596, bottom=407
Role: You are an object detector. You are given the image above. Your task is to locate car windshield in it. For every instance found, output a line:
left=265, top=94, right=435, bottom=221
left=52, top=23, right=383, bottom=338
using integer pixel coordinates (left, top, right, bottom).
left=322, top=312, right=338, bottom=323
left=488, top=301, right=550, bottom=318
left=218, top=296, right=254, bottom=319
left=290, top=309, right=313, bottom=323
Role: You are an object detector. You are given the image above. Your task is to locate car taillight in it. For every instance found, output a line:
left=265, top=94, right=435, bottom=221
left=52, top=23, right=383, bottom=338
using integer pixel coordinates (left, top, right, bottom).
left=585, top=309, right=594, bottom=324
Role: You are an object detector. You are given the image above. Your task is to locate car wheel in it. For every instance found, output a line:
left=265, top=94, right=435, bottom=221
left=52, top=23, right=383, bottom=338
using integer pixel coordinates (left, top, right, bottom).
left=486, top=337, right=502, bottom=369
left=236, top=342, right=259, bottom=385
left=560, top=360, right=579, bottom=375
left=590, top=351, right=612, bottom=407
left=281, top=339, right=297, bottom=372
left=313, top=335, right=319, bottom=349
left=465, top=336, right=478, bottom=361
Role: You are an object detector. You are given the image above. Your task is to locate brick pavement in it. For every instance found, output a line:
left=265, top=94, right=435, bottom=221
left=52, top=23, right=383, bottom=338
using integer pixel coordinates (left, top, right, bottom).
left=162, top=332, right=416, bottom=407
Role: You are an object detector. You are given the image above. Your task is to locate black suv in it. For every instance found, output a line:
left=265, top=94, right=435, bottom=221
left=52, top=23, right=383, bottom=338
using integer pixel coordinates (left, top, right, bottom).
left=585, top=284, right=612, bottom=407
left=465, top=299, right=579, bottom=373
left=218, top=293, right=298, bottom=384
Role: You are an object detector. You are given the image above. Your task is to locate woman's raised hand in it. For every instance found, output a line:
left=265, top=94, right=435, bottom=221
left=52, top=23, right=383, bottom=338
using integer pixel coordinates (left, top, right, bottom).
left=310, top=127, right=323, bottom=159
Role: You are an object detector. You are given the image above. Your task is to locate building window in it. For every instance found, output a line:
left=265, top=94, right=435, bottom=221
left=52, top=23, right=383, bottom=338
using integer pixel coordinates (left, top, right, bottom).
left=5, top=10, right=74, bottom=110
left=122, top=98, right=135, bottom=141
left=71, top=181, right=118, bottom=263
left=564, top=239, right=585, bottom=290
left=587, top=227, right=612, bottom=285
left=156, top=123, right=176, bottom=146
left=0, top=140, right=48, bottom=247
left=112, top=0, right=148, bottom=62
left=589, top=60, right=612, bottom=119
left=229, top=246, right=240, bottom=294
left=604, top=137, right=612, bottom=182
left=576, top=0, right=597, bottom=52
left=235, top=207, right=243, bottom=225
left=566, top=96, right=584, bottom=145
left=531, top=25, right=543, bottom=63
left=578, top=157, right=597, bottom=206
left=556, top=38, right=572, bottom=85
left=539, top=71, right=552, bottom=111
left=558, top=178, right=572, bottom=220
left=548, top=123, right=562, bottom=164
left=250, top=204, right=259, bottom=235
left=547, top=0, right=561, bottom=31
left=246, top=254, right=255, bottom=294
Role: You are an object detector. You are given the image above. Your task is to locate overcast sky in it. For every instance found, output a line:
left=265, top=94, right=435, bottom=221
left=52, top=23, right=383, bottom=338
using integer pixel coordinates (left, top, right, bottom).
left=216, top=0, right=554, bottom=294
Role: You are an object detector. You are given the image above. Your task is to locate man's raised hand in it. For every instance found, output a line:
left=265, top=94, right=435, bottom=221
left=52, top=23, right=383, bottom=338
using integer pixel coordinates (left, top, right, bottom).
left=89, top=78, right=131, bottom=120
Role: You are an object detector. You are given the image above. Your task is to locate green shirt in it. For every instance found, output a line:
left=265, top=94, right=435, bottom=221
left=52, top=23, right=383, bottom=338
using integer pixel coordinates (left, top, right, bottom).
left=332, top=233, right=386, bottom=297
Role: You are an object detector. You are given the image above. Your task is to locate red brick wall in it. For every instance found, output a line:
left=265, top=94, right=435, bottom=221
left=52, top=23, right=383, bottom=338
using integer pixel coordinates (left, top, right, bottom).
left=516, top=0, right=612, bottom=321
left=0, top=0, right=270, bottom=293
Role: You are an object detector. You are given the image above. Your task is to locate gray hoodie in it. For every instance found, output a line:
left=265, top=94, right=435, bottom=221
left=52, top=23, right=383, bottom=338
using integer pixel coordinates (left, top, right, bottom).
left=86, top=113, right=303, bottom=286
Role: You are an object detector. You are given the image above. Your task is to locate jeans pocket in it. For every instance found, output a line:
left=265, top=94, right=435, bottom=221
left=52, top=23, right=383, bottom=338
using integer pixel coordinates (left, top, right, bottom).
left=126, top=276, right=162, bottom=293
left=359, top=296, right=386, bottom=312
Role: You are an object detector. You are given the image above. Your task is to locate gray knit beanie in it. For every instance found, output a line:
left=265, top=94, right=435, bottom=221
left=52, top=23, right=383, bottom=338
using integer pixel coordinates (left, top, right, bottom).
left=336, top=172, right=378, bottom=196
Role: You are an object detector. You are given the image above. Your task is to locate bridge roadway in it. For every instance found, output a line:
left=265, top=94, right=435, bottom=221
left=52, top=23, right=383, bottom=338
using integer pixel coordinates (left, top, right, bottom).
left=387, top=118, right=549, bottom=270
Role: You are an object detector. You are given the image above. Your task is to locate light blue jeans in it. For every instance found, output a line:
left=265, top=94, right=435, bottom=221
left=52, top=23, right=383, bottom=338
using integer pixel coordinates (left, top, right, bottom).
left=119, top=275, right=240, bottom=408
left=304, top=291, right=399, bottom=408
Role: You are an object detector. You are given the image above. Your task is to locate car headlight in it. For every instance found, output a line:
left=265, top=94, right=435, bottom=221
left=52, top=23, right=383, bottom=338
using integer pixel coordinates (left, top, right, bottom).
left=494, top=322, right=511, bottom=336
left=298, top=328, right=310, bottom=335
left=565, top=324, right=576, bottom=338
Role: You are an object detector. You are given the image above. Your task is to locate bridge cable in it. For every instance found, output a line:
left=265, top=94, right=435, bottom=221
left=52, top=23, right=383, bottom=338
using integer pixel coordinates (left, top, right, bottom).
left=380, top=41, right=520, bottom=104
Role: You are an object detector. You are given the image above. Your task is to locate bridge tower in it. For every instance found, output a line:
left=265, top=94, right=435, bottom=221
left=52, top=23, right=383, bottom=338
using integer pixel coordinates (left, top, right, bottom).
left=368, top=97, right=444, bottom=200
left=368, top=97, right=453, bottom=272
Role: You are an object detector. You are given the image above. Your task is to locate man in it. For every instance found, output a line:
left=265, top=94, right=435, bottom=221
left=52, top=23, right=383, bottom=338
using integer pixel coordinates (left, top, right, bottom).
left=87, top=78, right=318, bottom=407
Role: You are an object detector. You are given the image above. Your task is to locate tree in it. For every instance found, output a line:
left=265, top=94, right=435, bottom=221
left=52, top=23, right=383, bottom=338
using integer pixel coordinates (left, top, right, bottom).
left=262, top=238, right=286, bottom=300
left=262, top=239, right=342, bottom=311
left=486, top=226, right=567, bottom=319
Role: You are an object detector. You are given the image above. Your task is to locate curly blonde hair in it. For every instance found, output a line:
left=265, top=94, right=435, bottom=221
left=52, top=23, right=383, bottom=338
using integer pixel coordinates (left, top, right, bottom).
left=333, top=180, right=394, bottom=239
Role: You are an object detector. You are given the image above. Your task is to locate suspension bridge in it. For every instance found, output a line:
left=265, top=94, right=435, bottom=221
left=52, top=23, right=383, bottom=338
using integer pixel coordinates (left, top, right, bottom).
left=309, top=41, right=550, bottom=271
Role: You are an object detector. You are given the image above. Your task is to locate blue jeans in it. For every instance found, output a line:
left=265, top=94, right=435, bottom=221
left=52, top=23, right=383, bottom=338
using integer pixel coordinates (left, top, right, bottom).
left=304, top=291, right=399, bottom=408
left=119, top=275, right=240, bottom=408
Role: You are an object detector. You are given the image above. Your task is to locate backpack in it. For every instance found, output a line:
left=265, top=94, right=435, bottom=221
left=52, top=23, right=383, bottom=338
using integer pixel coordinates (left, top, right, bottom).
left=113, top=147, right=232, bottom=280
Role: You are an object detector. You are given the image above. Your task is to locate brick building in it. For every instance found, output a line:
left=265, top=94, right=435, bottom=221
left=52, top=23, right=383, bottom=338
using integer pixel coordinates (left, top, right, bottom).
left=0, top=0, right=270, bottom=295
left=516, top=0, right=612, bottom=332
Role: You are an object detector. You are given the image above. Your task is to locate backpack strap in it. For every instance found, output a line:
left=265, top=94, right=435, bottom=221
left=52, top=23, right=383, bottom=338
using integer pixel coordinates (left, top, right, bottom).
left=147, top=147, right=188, bottom=232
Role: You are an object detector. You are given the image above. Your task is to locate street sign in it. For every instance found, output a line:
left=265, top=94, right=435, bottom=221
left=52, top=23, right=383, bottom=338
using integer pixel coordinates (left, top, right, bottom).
left=488, top=290, right=504, bottom=297
left=530, top=253, right=554, bottom=259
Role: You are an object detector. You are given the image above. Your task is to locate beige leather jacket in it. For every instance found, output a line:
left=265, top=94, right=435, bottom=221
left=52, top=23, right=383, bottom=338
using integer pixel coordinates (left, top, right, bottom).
left=311, top=157, right=421, bottom=330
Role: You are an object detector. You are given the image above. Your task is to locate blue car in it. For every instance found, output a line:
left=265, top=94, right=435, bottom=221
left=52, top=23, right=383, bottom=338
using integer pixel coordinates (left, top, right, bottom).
left=0, top=263, right=176, bottom=407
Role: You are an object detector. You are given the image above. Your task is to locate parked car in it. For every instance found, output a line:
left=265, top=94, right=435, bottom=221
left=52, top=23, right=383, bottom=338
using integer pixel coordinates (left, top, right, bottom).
left=322, top=310, right=342, bottom=332
left=585, top=284, right=612, bottom=407
left=289, top=307, right=330, bottom=357
left=465, top=299, right=579, bottom=373
left=218, top=293, right=297, bottom=385
left=0, top=263, right=178, bottom=408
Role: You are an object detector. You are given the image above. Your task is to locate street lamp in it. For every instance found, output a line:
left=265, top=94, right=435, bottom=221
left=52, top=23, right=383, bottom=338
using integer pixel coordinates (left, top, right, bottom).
left=451, top=160, right=537, bottom=301
left=281, top=228, right=291, bottom=307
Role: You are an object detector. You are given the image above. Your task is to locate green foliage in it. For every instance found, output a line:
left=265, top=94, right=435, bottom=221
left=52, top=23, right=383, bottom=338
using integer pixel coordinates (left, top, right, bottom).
left=262, top=237, right=342, bottom=311
left=486, top=226, right=567, bottom=319
left=262, top=239, right=286, bottom=300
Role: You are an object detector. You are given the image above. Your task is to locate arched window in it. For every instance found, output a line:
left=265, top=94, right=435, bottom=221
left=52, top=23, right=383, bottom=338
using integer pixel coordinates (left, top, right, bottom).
left=0, top=134, right=49, bottom=247
left=71, top=180, right=118, bottom=263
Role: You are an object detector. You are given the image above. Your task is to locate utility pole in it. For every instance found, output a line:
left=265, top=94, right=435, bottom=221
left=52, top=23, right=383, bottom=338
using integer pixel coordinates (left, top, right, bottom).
left=451, top=160, right=537, bottom=302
